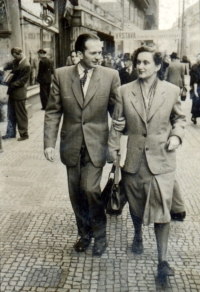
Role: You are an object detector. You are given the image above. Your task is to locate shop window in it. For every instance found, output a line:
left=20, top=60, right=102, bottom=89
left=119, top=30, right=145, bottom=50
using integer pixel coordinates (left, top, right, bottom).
left=23, top=20, right=55, bottom=86
left=0, top=0, right=8, bottom=31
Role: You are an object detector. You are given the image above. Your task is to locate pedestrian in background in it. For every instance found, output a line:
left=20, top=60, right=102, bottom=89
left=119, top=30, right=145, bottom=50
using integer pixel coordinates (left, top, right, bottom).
left=181, top=55, right=191, bottom=75
left=66, top=50, right=80, bottom=66
left=108, top=46, right=186, bottom=281
left=165, top=52, right=185, bottom=90
left=190, top=53, right=200, bottom=125
left=118, top=53, right=138, bottom=85
left=44, top=33, right=120, bottom=256
left=2, top=47, right=30, bottom=141
left=37, top=49, right=53, bottom=110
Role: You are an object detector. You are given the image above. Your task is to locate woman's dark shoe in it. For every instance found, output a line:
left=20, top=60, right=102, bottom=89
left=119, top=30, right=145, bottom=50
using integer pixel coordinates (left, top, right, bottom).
left=157, top=261, right=175, bottom=278
left=132, top=235, right=143, bottom=254
left=74, top=236, right=91, bottom=252
left=171, top=211, right=186, bottom=221
left=2, top=135, right=16, bottom=139
left=191, top=117, right=197, bottom=124
left=93, top=236, right=107, bottom=256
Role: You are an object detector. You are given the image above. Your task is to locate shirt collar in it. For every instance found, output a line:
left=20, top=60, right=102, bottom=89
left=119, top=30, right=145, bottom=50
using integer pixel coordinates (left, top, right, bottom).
left=78, top=63, right=94, bottom=77
left=19, top=57, right=26, bottom=64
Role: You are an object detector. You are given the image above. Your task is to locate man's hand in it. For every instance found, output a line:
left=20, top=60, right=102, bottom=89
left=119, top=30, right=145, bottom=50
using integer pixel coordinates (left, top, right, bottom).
left=167, top=136, right=181, bottom=151
left=44, top=147, right=55, bottom=162
left=113, top=117, right=126, bottom=132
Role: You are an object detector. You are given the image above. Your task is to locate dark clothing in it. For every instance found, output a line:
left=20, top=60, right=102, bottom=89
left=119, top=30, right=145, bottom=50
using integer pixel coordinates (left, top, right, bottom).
left=37, top=57, right=52, bottom=109
left=6, top=98, right=28, bottom=137
left=190, top=63, right=200, bottom=118
left=119, top=67, right=138, bottom=85
left=67, top=144, right=106, bottom=238
left=4, top=59, right=31, bottom=100
left=4, top=58, right=30, bottom=137
left=37, top=57, right=52, bottom=84
left=40, top=83, right=51, bottom=110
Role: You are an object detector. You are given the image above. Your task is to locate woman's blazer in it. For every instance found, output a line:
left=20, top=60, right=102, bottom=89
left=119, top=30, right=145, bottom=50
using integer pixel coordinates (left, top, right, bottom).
left=108, top=79, right=186, bottom=175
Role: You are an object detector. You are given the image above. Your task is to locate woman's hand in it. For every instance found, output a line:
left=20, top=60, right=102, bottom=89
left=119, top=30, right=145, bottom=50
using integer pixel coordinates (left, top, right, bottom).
left=113, top=117, right=126, bottom=132
left=194, top=90, right=199, bottom=98
left=167, top=136, right=181, bottom=151
left=44, top=147, right=55, bottom=162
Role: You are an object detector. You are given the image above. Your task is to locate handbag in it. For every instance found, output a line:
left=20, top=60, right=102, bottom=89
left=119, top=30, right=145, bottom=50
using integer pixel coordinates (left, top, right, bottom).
left=101, top=154, right=127, bottom=216
left=180, top=86, right=187, bottom=101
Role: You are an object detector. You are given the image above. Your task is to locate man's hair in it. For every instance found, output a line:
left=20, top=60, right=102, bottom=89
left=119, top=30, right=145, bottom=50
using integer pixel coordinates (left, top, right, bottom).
left=132, top=46, right=164, bottom=80
left=11, top=47, right=22, bottom=56
left=70, top=50, right=76, bottom=56
left=75, top=34, right=100, bottom=53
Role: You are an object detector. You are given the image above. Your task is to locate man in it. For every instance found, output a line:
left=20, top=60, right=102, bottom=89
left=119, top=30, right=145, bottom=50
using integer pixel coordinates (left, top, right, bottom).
left=37, top=49, right=52, bottom=110
left=66, top=50, right=80, bottom=66
left=119, top=54, right=138, bottom=85
left=165, top=52, right=185, bottom=89
left=165, top=52, right=186, bottom=221
left=2, top=47, right=30, bottom=141
left=44, top=34, right=120, bottom=256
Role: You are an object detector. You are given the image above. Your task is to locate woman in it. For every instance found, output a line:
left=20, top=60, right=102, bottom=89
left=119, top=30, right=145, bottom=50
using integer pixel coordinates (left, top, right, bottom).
left=190, top=53, right=200, bottom=124
left=108, top=46, right=186, bottom=281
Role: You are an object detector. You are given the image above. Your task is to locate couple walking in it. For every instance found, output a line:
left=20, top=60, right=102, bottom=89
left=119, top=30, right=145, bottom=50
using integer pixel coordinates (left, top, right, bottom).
left=43, top=34, right=186, bottom=282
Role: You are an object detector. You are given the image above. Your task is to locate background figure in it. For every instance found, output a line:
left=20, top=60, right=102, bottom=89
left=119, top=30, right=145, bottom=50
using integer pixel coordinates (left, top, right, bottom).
left=2, top=47, right=30, bottom=141
left=181, top=55, right=191, bottom=75
left=115, top=54, right=124, bottom=70
left=165, top=52, right=185, bottom=90
left=118, top=53, right=138, bottom=85
left=44, top=33, right=120, bottom=256
left=66, top=50, right=80, bottom=66
left=37, top=49, right=53, bottom=110
left=190, top=53, right=200, bottom=125
left=104, top=53, right=115, bottom=69
left=108, top=46, right=186, bottom=282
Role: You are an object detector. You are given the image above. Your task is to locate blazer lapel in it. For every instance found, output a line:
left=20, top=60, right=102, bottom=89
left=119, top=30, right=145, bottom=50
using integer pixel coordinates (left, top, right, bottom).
left=71, top=65, right=84, bottom=108
left=84, top=67, right=100, bottom=108
left=147, top=79, right=165, bottom=122
left=130, top=80, right=146, bottom=124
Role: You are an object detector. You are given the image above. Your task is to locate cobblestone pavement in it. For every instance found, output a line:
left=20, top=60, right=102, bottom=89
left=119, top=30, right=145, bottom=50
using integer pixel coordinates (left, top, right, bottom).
left=1, top=96, right=200, bottom=292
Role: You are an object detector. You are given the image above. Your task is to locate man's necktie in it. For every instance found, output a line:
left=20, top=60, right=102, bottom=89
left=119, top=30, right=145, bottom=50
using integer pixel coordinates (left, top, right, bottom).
left=80, top=69, right=88, bottom=87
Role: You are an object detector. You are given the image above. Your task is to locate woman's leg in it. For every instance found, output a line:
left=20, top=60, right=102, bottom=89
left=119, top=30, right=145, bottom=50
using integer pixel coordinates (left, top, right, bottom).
left=131, top=213, right=143, bottom=254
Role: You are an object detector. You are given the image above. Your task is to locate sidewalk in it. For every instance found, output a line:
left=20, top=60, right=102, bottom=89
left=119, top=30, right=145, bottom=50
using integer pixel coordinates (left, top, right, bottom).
left=0, top=96, right=200, bottom=292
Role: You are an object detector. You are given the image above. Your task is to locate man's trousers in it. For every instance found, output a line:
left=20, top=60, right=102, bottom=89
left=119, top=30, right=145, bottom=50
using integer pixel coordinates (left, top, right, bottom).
left=40, top=83, right=51, bottom=110
left=6, top=97, right=28, bottom=138
left=67, top=144, right=107, bottom=239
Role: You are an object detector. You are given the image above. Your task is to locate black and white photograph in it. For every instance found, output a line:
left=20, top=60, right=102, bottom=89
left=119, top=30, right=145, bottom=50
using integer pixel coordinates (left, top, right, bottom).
left=0, top=0, right=200, bottom=291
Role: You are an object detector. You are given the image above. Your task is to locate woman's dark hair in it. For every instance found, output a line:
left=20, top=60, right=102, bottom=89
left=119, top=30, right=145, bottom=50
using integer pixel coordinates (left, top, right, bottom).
left=132, top=46, right=164, bottom=80
left=75, top=34, right=100, bottom=53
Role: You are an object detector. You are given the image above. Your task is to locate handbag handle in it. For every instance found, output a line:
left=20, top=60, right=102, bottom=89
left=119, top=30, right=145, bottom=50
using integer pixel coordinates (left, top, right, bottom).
left=114, top=152, right=120, bottom=185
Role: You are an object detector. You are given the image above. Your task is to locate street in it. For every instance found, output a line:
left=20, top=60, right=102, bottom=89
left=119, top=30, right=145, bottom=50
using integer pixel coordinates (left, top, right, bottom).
left=0, top=95, right=200, bottom=292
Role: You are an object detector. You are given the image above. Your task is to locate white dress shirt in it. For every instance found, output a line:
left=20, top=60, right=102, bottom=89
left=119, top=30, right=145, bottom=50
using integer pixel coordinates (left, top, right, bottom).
left=78, top=63, right=94, bottom=97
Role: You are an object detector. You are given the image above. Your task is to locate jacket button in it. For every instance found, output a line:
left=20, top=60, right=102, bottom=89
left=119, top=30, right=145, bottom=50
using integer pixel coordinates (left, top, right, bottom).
left=146, top=147, right=149, bottom=151
left=143, top=134, right=147, bottom=137
left=83, top=122, right=85, bottom=125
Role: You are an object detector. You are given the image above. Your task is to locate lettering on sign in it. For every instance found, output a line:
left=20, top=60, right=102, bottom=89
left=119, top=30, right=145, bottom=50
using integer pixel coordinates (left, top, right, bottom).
left=114, top=30, right=181, bottom=41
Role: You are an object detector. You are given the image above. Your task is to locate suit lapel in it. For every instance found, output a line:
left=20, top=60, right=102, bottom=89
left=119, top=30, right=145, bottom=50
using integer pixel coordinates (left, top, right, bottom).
left=147, top=79, right=165, bottom=122
left=71, top=65, right=84, bottom=108
left=84, top=67, right=100, bottom=108
left=131, top=80, right=146, bottom=124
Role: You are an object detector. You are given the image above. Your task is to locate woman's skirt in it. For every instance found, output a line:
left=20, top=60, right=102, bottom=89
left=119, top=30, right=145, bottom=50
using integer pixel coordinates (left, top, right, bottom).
left=122, top=154, right=175, bottom=225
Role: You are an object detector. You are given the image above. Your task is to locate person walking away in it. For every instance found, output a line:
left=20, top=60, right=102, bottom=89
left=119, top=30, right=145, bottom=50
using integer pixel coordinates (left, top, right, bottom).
left=190, top=53, right=200, bottom=125
left=108, top=46, right=186, bottom=282
left=2, top=47, right=30, bottom=141
left=44, top=33, right=120, bottom=256
left=37, top=49, right=52, bottom=110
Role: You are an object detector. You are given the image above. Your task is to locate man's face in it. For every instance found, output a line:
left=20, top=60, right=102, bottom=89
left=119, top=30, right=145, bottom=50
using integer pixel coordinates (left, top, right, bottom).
left=107, top=54, right=112, bottom=60
left=124, top=60, right=132, bottom=68
left=71, top=52, right=77, bottom=64
left=136, top=52, right=160, bottom=80
left=79, top=39, right=102, bottom=69
left=12, top=52, right=22, bottom=60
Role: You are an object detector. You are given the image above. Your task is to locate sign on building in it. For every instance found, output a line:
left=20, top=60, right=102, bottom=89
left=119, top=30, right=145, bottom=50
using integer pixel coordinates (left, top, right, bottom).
left=33, top=0, right=52, bottom=3
left=114, top=30, right=181, bottom=41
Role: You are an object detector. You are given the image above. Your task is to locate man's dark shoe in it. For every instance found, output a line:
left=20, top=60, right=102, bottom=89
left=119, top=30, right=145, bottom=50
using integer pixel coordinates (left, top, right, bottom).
left=191, top=116, right=197, bottom=124
left=2, top=135, right=16, bottom=140
left=171, top=211, right=186, bottom=221
left=132, top=235, right=143, bottom=254
left=74, top=236, right=91, bottom=252
left=157, top=261, right=175, bottom=278
left=93, top=236, right=107, bottom=256
left=17, top=135, right=29, bottom=141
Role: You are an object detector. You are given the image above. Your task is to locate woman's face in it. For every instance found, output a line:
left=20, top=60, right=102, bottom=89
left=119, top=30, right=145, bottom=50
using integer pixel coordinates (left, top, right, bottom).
left=136, top=52, right=160, bottom=80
